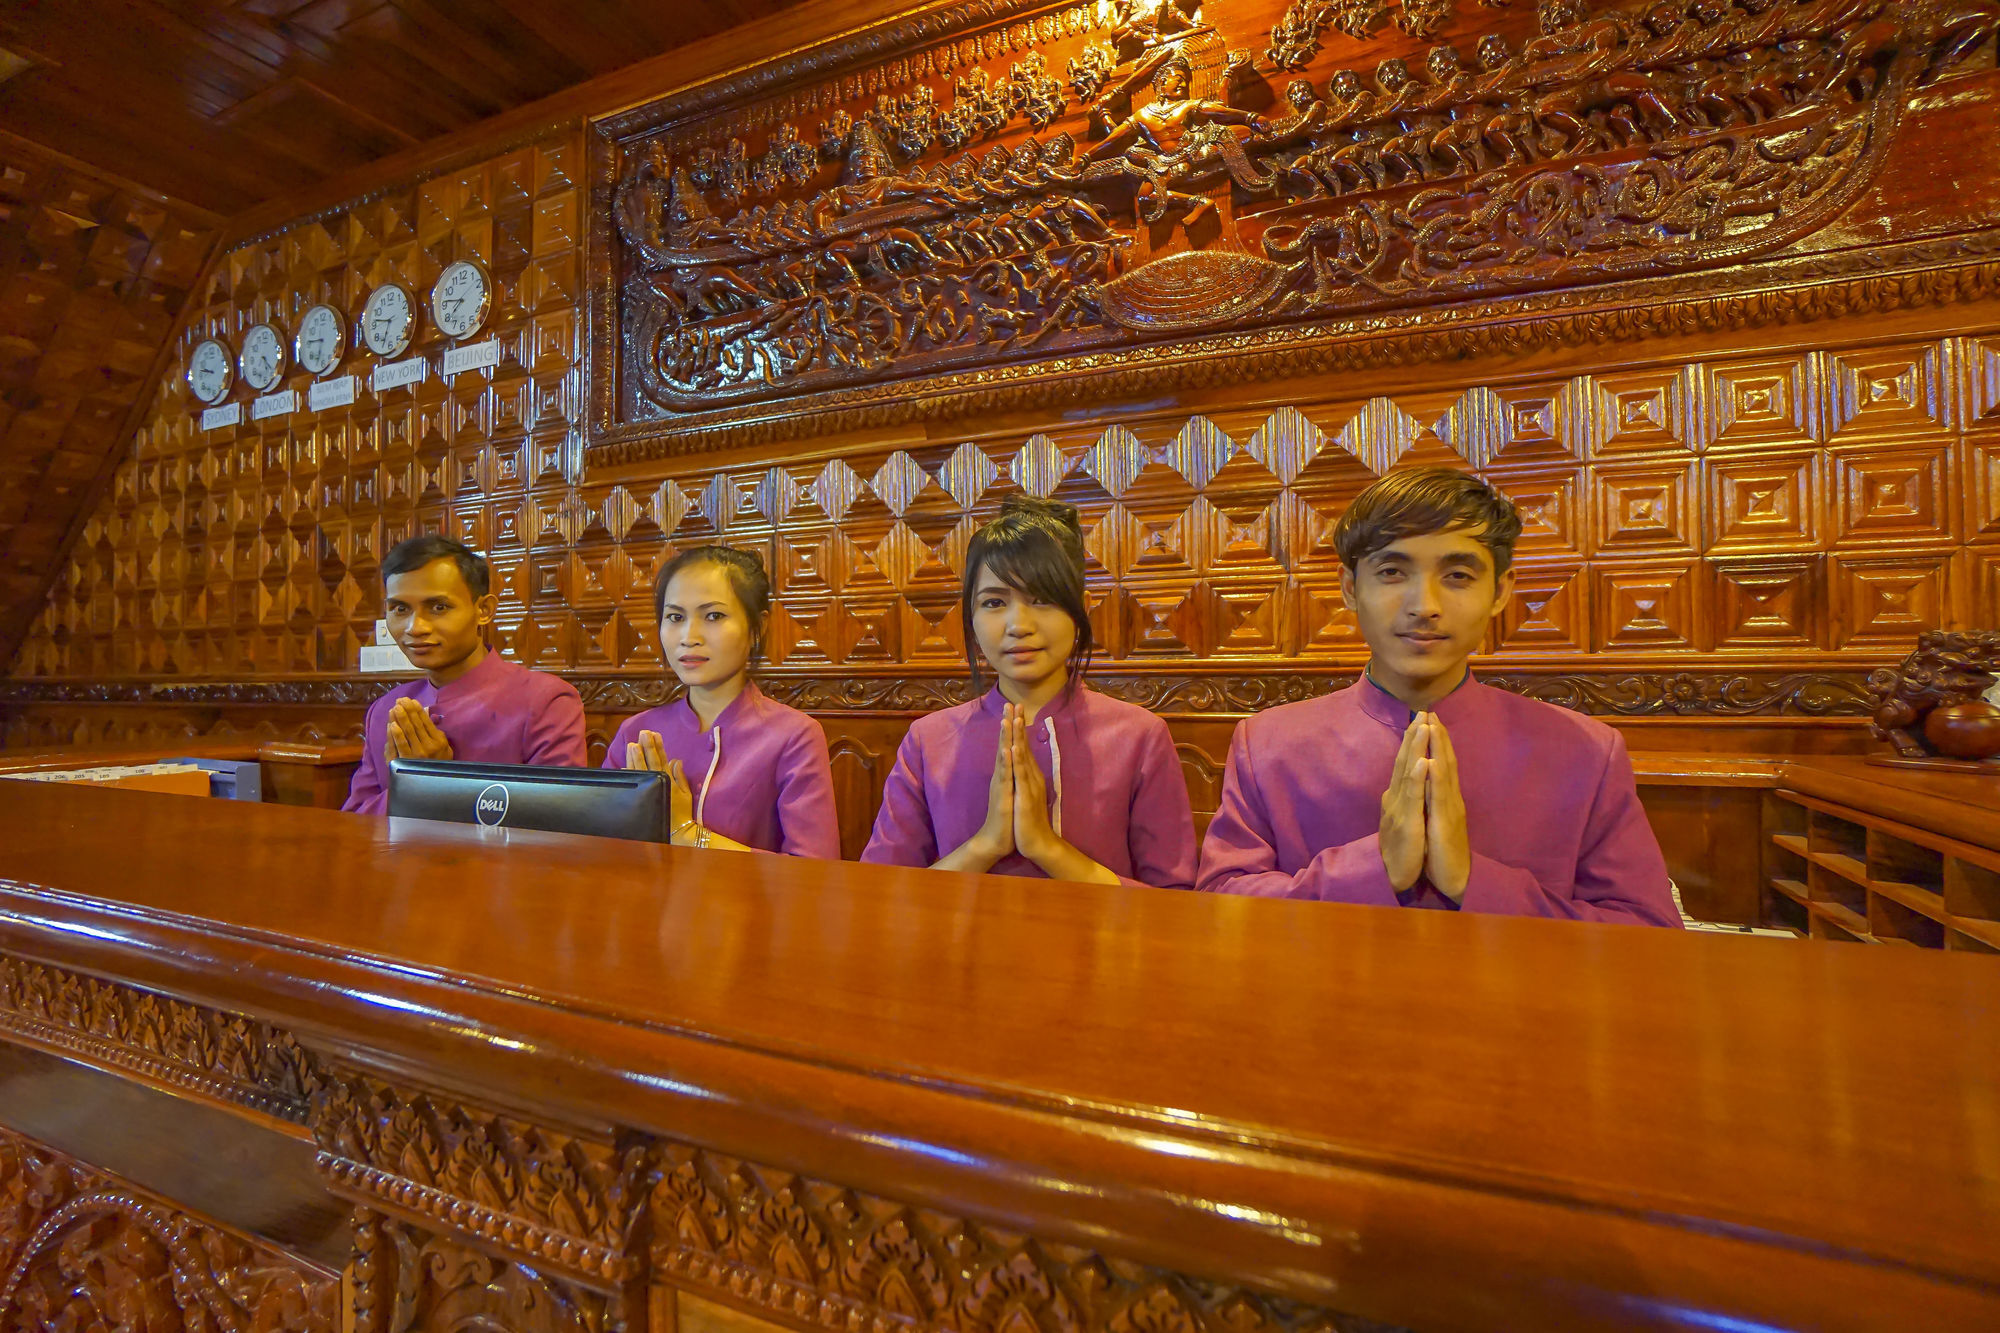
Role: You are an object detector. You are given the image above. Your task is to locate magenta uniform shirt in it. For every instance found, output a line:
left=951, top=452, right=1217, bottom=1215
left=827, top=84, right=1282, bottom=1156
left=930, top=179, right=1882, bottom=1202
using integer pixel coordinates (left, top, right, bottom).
left=1197, top=675, right=1681, bottom=926
left=604, top=682, right=839, bottom=859
left=343, top=651, right=587, bottom=815
left=861, top=685, right=1197, bottom=889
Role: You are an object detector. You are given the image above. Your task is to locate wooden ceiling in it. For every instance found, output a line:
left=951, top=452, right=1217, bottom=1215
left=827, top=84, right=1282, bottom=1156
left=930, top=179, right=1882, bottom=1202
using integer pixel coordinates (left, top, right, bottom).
left=0, top=0, right=825, bottom=672
left=0, top=0, right=813, bottom=217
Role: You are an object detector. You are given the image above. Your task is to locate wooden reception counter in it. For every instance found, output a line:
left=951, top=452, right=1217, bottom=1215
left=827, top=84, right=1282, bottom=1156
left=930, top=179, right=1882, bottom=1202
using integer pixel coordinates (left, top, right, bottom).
left=0, top=783, right=1993, bottom=1333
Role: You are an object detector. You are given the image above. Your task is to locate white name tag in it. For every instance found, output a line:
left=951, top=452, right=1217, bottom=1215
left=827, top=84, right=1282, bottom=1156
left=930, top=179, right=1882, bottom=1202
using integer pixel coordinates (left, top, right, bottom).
left=199, top=403, right=242, bottom=430
left=307, top=375, right=356, bottom=411
left=372, top=357, right=428, bottom=392
left=250, top=390, right=298, bottom=421
left=441, top=338, right=501, bottom=376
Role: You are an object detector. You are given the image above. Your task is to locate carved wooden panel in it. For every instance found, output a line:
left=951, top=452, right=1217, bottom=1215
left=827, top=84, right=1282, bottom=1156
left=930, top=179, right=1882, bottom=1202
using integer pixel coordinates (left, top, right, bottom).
left=0, top=1125, right=338, bottom=1333
left=17, top=283, right=1999, bottom=694
left=591, top=0, right=2000, bottom=453
left=0, top=134, right=218, bottom=674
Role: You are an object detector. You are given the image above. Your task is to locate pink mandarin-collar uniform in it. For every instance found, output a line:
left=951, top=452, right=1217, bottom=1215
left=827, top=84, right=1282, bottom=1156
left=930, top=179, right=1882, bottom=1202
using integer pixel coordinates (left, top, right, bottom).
left=342, top=650, right=587, bottom=815
left=1196, top=675, right=1681, bottom=926
left=603, top=682, right=839, bottom=859
left=861, top=684, right=1197, bottom=888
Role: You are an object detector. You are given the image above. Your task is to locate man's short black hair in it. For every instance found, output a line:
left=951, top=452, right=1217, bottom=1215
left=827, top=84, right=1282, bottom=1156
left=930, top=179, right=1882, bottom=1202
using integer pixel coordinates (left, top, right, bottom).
left=382, top=534, right=491, bottom=599
left=1332, top=467, right=1523, bottom=575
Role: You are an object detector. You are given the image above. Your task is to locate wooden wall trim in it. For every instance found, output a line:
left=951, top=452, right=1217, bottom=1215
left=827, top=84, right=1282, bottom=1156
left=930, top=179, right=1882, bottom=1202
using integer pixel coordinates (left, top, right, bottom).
left=0, top=667, right=1879, bottom=718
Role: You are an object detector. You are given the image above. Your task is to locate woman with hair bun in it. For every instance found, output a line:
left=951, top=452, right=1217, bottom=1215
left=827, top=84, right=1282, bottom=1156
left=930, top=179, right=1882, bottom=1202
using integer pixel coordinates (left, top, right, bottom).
left=605, top=545, right=840, bottom=858
left=861, top=496, right=1197, bottom=887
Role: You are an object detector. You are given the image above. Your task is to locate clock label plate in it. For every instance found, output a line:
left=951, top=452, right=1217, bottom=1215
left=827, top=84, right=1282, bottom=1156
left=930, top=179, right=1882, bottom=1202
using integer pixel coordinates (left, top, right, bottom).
left=199, top=404, right=242, bottom=431
left=372, top=357, right=428, bottom=392
left=441, top=339, right=501, bottom=377
left=250, top=390, right=299, bottom=421
left=307, top=376, right=357, bottom=411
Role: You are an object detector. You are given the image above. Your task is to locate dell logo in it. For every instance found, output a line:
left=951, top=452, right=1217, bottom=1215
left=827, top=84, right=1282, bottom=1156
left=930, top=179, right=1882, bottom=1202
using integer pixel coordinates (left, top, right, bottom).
left=474, top=783, right=510, bottom=826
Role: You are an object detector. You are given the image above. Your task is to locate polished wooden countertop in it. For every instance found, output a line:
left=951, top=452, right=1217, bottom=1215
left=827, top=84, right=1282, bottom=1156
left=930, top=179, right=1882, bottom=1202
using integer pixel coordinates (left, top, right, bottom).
left=0, top=782, right=1994, bottom=1332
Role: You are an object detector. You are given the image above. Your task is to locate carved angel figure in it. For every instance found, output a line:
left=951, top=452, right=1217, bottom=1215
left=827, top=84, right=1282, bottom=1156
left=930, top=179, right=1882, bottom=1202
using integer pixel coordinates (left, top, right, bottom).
left=1008, top=53, right=1070, bottom=128
left=1397, top=0, right=1455, bottom=38
left=1085, top=54, right=1271, bottom=222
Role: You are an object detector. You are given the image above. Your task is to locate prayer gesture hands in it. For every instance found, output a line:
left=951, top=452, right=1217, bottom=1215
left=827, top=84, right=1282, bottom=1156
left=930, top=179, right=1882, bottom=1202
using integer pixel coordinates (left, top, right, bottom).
left=942, top=704, right=1117, bottom=884
left=1004, top=706, right=1059, bottom=864
left=1379, top=712, right=1471, bottom=902
left=972, top=706, right=1018, bottom=862
left=384, top=697, right=453, bottom=762
left=626, top=731, right=697, bottom=843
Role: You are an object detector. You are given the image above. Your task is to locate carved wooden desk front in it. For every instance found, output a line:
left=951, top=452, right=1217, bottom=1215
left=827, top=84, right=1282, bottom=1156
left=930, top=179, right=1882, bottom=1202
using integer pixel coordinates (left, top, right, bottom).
left=0, top=783, right=1993, bottom=1333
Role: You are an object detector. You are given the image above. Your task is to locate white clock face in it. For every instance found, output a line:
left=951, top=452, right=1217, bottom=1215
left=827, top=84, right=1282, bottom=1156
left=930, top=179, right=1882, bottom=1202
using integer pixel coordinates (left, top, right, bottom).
left=239, top=323, right=286, bottom=393
left=294, top=303, right=346, bottom=377
left=186, top=338, right=233, bottom=405
left=361, top=283, right=416, bottom=359
left=430, top=260, right=491, bottom=341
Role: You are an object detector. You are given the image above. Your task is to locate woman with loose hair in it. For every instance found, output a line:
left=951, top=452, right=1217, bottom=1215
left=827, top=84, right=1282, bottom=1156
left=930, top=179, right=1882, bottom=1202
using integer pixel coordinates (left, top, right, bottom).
left=861, top=496, right=1196, bottom=887
left=605, top=544, right=839, bottom=857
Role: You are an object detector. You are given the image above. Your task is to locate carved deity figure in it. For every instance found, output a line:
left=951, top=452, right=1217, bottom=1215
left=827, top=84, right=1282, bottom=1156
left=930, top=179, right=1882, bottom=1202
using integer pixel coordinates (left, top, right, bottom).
left=1085, top=0, right=1212, bottom=136
left=1087, top=55, right=1270, bottom=222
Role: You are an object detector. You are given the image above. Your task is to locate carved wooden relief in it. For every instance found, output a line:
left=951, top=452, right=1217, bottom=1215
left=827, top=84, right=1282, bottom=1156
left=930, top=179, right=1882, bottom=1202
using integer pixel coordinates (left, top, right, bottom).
left=0, top=1126, right=337, bottom=1333
left=0, top=954, right=324, bottom=1123
left=592, top=0, right=2000, bottom=450
left=647, top=1142, right=1405, bottom=1333
left=351, top=1211, right=613, bottom=1333
left=312, top=1070, right=646, bottom=1288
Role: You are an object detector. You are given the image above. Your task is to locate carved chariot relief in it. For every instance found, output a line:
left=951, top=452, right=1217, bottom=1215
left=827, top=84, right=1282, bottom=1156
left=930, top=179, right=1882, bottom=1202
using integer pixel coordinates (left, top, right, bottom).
left=600, top=0, right=1999, bottom=446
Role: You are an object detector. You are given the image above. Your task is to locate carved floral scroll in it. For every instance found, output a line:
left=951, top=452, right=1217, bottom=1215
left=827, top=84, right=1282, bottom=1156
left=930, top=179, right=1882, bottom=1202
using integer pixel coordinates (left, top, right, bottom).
left=598, top=0, right=2000, bottom=447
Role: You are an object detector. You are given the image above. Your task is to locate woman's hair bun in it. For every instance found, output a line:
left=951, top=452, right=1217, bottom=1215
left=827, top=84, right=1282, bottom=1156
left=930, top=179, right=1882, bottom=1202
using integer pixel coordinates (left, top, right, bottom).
left=998, top=493, right=1082, bottom=534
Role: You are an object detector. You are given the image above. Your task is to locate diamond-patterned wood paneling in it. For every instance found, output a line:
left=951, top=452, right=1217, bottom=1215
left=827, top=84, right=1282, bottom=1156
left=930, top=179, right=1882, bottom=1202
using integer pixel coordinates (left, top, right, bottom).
left=0, top=134, right=218, bottom=673
left=8, top=135, right=2000, bottom=688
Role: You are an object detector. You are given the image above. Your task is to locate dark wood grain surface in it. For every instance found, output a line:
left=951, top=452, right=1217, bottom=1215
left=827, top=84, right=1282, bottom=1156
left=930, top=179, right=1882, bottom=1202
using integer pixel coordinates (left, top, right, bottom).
left=0, top=780, right=1994, bottom=1331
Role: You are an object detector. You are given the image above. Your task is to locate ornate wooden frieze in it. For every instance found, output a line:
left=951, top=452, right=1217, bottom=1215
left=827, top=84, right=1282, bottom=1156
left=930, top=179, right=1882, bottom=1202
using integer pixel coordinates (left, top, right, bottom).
left=0, top=669, right=1877, bottom=717
left=0, top=955, right=323, bottom=1123
left=647, top=1142, right=1406, bottom=1333
left=311, top=1070, right=647, bottom=1289
left=0, top=1126, right=337, bottom=1333
left=351, top=1210, right=613, bottom=1333
left=594, top=0, right=2000, bottom=449
left=300, top=1061, right=1405, bottom=1333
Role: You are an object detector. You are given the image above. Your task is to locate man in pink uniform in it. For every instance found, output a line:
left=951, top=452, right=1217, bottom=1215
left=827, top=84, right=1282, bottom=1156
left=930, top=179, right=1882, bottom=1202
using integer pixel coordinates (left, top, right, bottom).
left=342, top=535, right=586, bottom=815
left=1196, top=468, right=1679, bottom=926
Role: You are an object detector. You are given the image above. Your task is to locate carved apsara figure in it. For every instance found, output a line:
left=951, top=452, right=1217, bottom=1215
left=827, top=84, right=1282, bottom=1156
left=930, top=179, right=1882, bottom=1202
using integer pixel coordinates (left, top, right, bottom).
left=1088, top=54, right=1271, bottom=222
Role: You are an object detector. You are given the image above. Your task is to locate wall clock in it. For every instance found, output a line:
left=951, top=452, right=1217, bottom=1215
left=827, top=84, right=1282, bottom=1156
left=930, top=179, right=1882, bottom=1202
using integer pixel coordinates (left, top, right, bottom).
left=238, top=322, right=287, bottom=393
left=186, top=338, right=234, bottom=405
left=361, top=282, right=417, bottom=359
left=430, top=260, right=492, bottom=341
left=294, top=303, right=347, bottom=378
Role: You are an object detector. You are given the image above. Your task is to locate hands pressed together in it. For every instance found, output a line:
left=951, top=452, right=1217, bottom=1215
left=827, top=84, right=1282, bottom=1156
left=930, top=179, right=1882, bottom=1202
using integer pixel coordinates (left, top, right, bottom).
left=1378, top=711, right=1471, bottom=902
left=970, top=703, right=1059, bottom=865
left=949, top=704, right=1117, bottom=884
left=384, top=698, right=454, bottom=762
left=625, top=730, right=700, bottom=844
